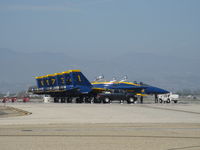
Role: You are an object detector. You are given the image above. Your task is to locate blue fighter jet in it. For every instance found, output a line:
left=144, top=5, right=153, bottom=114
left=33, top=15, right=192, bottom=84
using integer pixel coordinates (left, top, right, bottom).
left=91, top=77, right=169, bottom=103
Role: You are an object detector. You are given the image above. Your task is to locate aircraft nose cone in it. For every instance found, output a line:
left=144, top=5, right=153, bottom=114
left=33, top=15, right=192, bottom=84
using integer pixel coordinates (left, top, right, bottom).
left=157, top=88, right=169, bottom=94
left=145, top=86, right=169, bottom=94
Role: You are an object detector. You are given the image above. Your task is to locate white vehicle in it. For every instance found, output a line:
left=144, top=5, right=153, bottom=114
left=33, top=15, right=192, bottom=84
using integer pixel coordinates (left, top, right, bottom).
left=157, top=92, right=179, bottom=103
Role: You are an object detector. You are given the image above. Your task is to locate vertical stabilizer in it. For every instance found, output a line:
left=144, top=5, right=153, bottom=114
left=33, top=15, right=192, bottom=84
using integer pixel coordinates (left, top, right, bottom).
left=69, top=70, right=92, bottom=93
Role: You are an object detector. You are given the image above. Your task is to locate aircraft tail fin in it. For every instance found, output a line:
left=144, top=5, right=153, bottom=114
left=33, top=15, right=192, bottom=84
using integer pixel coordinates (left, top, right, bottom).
left=35, top=70, right=92, bottom=94
left=68, top=70, right=93, bottom=93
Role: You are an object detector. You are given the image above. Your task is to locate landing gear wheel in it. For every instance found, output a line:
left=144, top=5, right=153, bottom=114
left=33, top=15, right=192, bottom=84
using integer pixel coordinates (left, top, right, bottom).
left=84, top=97, right=92, bottom=103
left=61, top=98, right=66, bottom=103
left=76, top=97, right=84, bottom=103
left=127, top=97, right=134, bottom=104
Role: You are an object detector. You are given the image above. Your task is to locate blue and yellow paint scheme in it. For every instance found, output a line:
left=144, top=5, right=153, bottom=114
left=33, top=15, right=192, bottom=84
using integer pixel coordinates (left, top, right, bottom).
left=91, top=81, right=147, bottom=94
left=34, top=70, right=169, bottom=98
left=34, top=70, right=93, bottom=96
left=91, top=80, right=169, bottom=96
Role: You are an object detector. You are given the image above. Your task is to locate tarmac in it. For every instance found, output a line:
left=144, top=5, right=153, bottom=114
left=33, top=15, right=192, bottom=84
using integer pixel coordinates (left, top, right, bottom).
left=0, top=102, right=200, bottom=150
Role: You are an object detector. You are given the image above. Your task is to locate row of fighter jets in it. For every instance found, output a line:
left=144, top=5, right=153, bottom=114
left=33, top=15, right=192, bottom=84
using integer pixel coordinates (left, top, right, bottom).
left=31, top=70, right=169, bottom=103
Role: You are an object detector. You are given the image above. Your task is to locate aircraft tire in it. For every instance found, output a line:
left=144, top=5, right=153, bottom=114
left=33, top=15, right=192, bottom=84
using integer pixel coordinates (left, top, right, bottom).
left=76, top=97, right=84, bottom=103
left=159, top=99, right=163, bottom=103
left=84, top=97, right=91, bottom=103
left=75, top=98, right=81, bottom=103
left=167, top=99, right=170, bottom=103
left=127, top=97, right=134, bottom=104
left=61, top=98, right=66, bottom=103
left=174, top=100, right=178, bottom=103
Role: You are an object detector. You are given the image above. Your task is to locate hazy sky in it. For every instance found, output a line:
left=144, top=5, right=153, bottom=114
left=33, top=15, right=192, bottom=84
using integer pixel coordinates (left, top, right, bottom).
left=0, top=0, right=200, bottom=58
left=0, top=0, right=200, bottom=92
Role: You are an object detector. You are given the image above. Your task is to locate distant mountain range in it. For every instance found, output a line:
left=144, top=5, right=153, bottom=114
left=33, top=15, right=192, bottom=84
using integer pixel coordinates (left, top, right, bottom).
left=0, top=48, right=199, bottom=93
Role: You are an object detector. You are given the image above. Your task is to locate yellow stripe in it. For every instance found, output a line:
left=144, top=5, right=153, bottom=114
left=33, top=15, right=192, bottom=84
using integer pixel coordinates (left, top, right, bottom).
left=92, top=82, right=116, bottom=84
left=35, top=76, right=43, bottom=79
left=47, top=74, right=55, bottom=77
left=54, top=73, right=63, bottom=75
left=119, top=81, right=140, bottom=86
left=35, top=70, right=81, bottom=79
left=136, top=93, right=148, bottom=96
left=62, top=71, right=70, bottom=74
left=68, top=70, right=81, bottom=72
left=92, top=87, right=106, bottom=90
left=92, top=81, right=140, bottom=86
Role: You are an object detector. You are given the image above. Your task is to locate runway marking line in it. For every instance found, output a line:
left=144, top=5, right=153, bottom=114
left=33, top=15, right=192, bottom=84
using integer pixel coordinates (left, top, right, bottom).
left=0, top=134, right=200, bottom=139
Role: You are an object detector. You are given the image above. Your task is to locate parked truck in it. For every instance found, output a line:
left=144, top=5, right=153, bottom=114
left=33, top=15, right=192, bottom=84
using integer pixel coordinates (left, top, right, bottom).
left=157, top=93, right=179, bottom=103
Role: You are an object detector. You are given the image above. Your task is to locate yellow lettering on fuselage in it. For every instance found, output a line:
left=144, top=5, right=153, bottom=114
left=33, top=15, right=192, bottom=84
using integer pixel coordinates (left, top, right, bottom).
left=78, top=75, right=81, bottom=82
left=61, top=78, right=65, bottom=84
left=46, top=79, right=49, bottom=85
left=51, top=79, right=56, bottom=85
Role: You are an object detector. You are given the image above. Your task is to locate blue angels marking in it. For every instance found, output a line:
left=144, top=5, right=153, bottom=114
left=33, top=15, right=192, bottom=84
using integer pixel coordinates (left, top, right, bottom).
left=34, top=70, right=169, bottom=99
